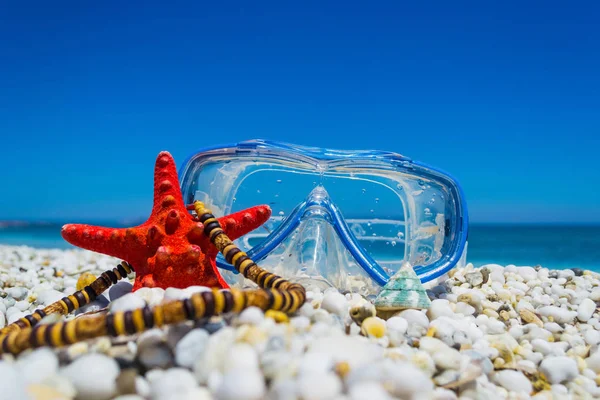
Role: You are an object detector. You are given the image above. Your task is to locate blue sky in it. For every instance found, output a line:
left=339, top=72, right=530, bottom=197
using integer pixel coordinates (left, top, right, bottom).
left=0, top=1, right=598, bottom=224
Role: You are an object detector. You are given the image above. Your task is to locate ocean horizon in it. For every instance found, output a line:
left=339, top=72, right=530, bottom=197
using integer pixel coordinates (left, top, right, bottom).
left=2, top=221, right=599, bottom=273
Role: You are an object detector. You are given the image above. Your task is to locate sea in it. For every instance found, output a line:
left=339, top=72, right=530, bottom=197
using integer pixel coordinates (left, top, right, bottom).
left=1, top=223, right=599, bottom=272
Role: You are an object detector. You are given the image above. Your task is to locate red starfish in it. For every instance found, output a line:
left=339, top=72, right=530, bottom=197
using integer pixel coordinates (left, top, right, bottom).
left=61, top=151, right=271, bottom=290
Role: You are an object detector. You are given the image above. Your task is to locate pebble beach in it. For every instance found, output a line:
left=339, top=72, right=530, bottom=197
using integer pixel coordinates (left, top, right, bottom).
left=1, top=245, right=600, bottom=400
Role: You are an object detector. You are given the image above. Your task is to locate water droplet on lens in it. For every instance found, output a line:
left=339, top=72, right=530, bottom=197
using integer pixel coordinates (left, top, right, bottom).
left=362, top=189, right=366, bottom=194
left=278, top=211, right=285, bottom=216
left=391, top=240, right=397, bottom=246
left=375, top=198, right=379, bottom=203
left=276, top=179, right=282, bottom=183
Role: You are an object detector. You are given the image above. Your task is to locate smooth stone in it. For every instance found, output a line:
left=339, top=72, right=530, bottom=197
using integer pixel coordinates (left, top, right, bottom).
left=454, top=302, right=475, bottom=316
left=110, top=293, right=146, bottom=313
left=308, top=335, right=383, bottom=368
left=0, top=361, right=29, bottom=400
left=321, top=292, right=348, bottom=316
left=116, top=368, right=138, bottom=395
left=60, top=354, right=120, bottom=400
left=539, top=356, right=578, bottom=384
left=15, top=300, right=30, bottom=312
left=37, top=289, right=65, bottom=306
left=585, top=351, right=600, bottom=373
left=75, top=295, right=110, bottom=315
left=0, top=311, right=5, bottom=328
left=133, top=287, right=165, bottom=307
left=385, top=361, right=434, bottom=398
left=432, top=388, right=458, bottom=400
left=216, top=368, right=266, bottom=400
left=397, top=309, right=429, bottom=331
left=298, top=352, right=334, bottom=376
left=386, top=316, right=408, bottom=347
left=290, top=316, right=311, bottom=332
left=236, top=307, right=265, bottom=326
left=6, top=287, right=28, bottom=300
left=163, top=287, right=191, bottom=301
left=8, top=310, right=26, bottom=324
left=419, top=337, right=462, bottom=370
left=538, top=306, right=577, bottom=324
left=138, top=343, right=173, bottom=370
left=518, top=267, right=538, bottom=281
left=202, top=319, right=226, bottom=334
left=584, top=329, right=600, bottom=346
left=223, top=343, right=259, bottom=372
left=297, top=372, right=342, bottom=400
left=16, top=347, right=59, bottom=384
left=427, top=299, right=454, bottom=320
left=183, top=286, right=211, bottom=296
left=490, top=270, right=505, bottom=284
left=493, top=370, right=532, bottom=393
left=108, top=281, right=133, bottom=301
left=149, top=368, right=198, bottom=400
left=577, top=298, right=596, bottom=322
left=349, top=381, right=392, bottom=400
left=166, top=323, right=193, bottom=348
left=174, top=328, right=210, bottom=368
left=386, top=316, right=408, bottom=334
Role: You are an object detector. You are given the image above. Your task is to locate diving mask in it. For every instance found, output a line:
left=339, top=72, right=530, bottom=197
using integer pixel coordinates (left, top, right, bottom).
left=179, top=140, right=468, bottom=295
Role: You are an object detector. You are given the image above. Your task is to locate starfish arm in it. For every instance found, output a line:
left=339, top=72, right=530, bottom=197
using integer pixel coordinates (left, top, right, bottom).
left=61, top=224, right=143, bottom=260
left=217, top=205, right=272, bottom=241
left=151, top=151, right=188, bottom=215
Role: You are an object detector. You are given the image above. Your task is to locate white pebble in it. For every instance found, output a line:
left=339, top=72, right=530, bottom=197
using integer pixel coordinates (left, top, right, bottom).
left=224, top=343, right=259, bottom=372
left=321, top=291, right=348, bottom=316
left=6, top=287, right=28, bottom=300
left=493, top=370, right=532, bottom=393
left=134, top=287, right=165, bottom=306
left=110, top=292, right=146, bottom=313
left=60, top=354, right=120, bottom=400
left=237, top=307, right=265, bottom=325
left=586, top=350, right=600, bottom=373
left=298, top=352, right=334, bottom=376
left=7, top=310, right=26, bottom=324
left=539, top=356, right=578, bottom=384
left=16, top=347, right=58, bottom=384
left=584, top=329, right=600, bottom=346
left=427, top=299, right=454, bottom=320
left=538, top=306, right=577, bottom=324
left=0, top=361, right=28, bottom=400
left=149, top=368, right=198, bottom=400
left=349, top=381, right=391, bottom=400
left=386, top=362, right=434, bottom=398
left=297, top=372, right=342, bottom=400
left=577, top=298, right=596, bottom=322
left=37, top=289, right=64, bottom=306
left=398, top=309, right=429, bottom=329
left=216, top=369, right=266, bottom=400
left=454, top=302, right=475, bottom=316
left=175, top=329, right=209, bottom=368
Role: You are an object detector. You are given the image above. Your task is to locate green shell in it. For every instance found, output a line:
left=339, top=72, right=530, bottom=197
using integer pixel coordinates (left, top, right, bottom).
left=374, top=263, right=431, bottom=311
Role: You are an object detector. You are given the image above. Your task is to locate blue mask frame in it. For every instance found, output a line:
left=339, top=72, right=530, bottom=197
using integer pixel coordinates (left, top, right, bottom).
left=179, top=139, right=468, bottom=285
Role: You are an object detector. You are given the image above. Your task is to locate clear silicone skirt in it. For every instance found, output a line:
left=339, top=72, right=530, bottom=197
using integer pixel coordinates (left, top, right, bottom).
left=179, top=140, right=468, bottom=296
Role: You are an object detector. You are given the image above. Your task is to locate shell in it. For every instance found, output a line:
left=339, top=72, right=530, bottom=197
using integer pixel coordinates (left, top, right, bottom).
left=374, top=262, right=431, bottom=314
left=349, top=297, right=376, bottom=325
